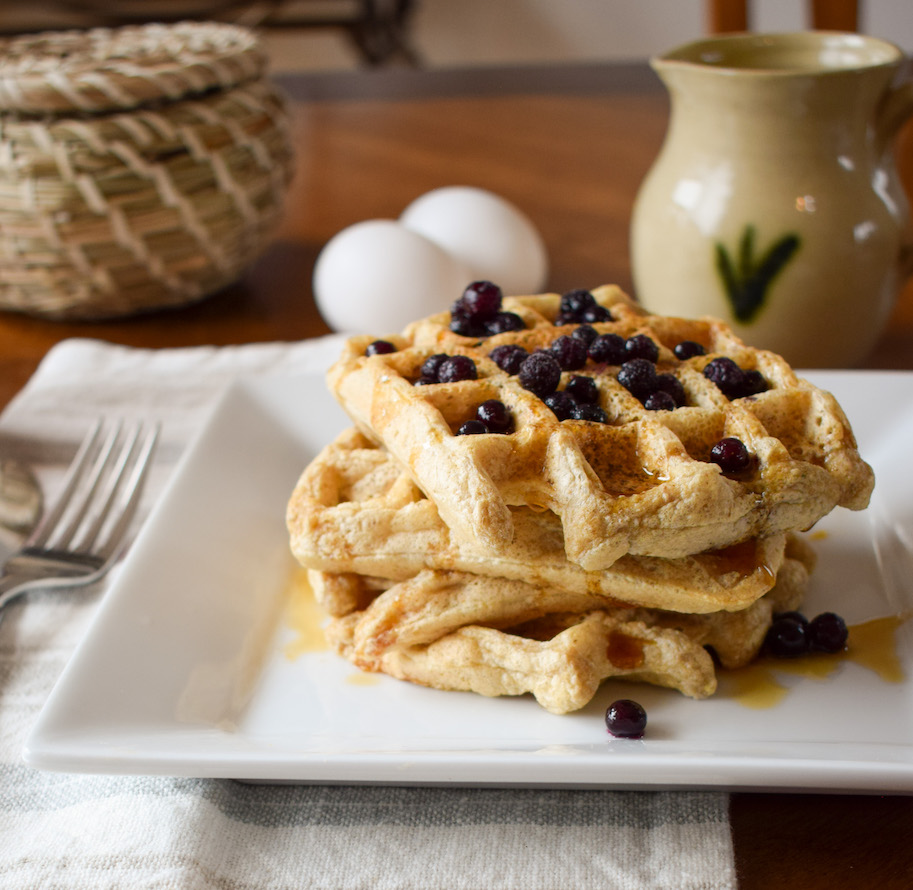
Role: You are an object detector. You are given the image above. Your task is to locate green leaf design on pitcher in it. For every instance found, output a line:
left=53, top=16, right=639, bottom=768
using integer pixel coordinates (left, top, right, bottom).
left=715, top=226, right=800, bottom=323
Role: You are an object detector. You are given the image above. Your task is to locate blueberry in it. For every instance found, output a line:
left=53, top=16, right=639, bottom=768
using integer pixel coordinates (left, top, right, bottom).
left=366, top=340, right=396, bottom=356
left=489, top=344, right=528, bottom=375
left=560, top=288, right=597, bottom=318
left=571, top=403, right=608, bottom=423
left=438, top=355, right=478, bottom=383
left=518, top=352, right=562, bottom=398
left=477, top=399, right=512, bottom=434
left=765, top=615, right=809, bottom=658
left=484, top=311, right=525, bottom=335
left=808, top=612, right=848, bottom=653
left=703, top=357, right=747, bottom=399
left=449, top=314, right=484, bottom=337
left=414, top=375, right=437, bottom=386
left=644, top=390, right=677, bottom=411
left=581, top=304, right=613, bottom=324
left=545, top=391, right=577, bottom=420
left=555, top=290, right=613, bottom=325
left=674, top=340, right=706, bottom=360
left=588, top=333, right=627, bottom=365
left=625, top=334, right=659, bottom=363
left=774, top=610, right=809, bottom=627
left=457, top=419, right=489, bottom=436
left=741, top=369, right=768, bottom=396
left=654, top=373, right=687, bottom=407
left=420, top=353, right=449, bottom=381
left=550, top=335, right=589, bottom=371
left=605, top=699, right=647, bottom=739
left=452, top=280, right=503, bottom=322
left=565, top=375, right=599, bottom=404
left=617, top=358, right=658, bottom=401
left=709, top=437, right=752, bottom=474
left=572, top=324, right=599, bottom=346
left=703, top=357, right=769, bottom=398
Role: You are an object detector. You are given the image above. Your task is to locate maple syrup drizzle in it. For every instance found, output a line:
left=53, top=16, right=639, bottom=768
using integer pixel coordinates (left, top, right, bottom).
left=606, top=631, right=646, bottom=670
left=721, top=613, right=909, bottom=709
left=709, top=539, right=775, bottom=580
left=283, top=567, right=328, bottom=658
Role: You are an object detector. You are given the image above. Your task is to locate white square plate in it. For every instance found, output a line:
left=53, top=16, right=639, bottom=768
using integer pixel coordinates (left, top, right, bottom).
left=24, top=371, right=913, bottom=791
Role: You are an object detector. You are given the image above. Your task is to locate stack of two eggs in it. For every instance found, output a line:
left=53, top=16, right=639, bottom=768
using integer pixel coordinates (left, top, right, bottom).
left=312, top=187, right=549, bottom=333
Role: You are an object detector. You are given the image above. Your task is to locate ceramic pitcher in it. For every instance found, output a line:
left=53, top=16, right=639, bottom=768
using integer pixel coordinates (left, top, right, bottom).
left=630, top=32, right=913, bottom=367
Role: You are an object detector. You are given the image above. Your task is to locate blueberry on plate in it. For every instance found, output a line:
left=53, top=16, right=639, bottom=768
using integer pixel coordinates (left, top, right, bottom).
left=605, top=699, right=647, bottom=739
left=808, top=612, right=849, bottom=653
left=764, top=614, right=809, bottom=658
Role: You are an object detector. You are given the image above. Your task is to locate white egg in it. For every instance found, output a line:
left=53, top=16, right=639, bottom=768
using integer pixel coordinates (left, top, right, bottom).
left=313, top=219, right=472, bottom=333
left=399, top=186, right=549, bottom=296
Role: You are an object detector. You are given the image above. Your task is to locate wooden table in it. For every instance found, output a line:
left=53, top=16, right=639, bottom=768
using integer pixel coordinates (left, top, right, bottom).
left=1, top=61, right=911, bottom=888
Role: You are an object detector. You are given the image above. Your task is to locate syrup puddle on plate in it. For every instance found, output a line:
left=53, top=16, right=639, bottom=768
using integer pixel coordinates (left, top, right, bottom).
left=283, top=567, right=328, bottom=658
left=345, top=672, right=381, bottom=686
left=720, top=614, right=908, bottom=709
left=283, top=567, right=379, bottom=685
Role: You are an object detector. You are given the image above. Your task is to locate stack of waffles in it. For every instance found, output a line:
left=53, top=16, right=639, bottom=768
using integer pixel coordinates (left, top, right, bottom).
left=286, top=285, right=874, bottom=713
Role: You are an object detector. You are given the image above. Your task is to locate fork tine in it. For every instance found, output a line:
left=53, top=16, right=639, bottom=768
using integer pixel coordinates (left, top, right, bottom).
left=92, top=423, right=159, bottom=562
left=25, top=419, right=103, bottom=549
left=71, top=421, right=142, bottom=553
left=0, top=420, right=159, bottom=615
left=44, top=420, right=124, bottom=552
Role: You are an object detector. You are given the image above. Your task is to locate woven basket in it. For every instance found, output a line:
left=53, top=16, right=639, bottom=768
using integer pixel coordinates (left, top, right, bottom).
left=0, top=21, right=295, bottom=319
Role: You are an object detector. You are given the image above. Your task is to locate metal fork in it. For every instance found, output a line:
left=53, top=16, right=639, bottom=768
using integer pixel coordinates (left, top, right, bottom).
left=0, top=419, right=159, bottom=612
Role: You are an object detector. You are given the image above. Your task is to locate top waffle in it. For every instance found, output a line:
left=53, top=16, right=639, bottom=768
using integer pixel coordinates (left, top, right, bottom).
left=327, top=284, right=874, bottom=571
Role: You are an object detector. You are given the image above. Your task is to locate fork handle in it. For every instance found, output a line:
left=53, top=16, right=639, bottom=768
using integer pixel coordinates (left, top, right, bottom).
left=0, top=558, right=100, bottom=609
left=0, top=572, right=32, bottom=610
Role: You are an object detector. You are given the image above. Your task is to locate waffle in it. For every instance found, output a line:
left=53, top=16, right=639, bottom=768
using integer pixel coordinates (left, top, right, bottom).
left=327, top=285, right=874, bottom=571
left=287, top=428, right=793, bottom=614
left=321, top=541, right=811, bottom=714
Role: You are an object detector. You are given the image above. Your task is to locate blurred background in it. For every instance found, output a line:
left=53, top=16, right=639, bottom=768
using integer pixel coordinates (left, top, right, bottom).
left=2, top=1, right=913, bottom=73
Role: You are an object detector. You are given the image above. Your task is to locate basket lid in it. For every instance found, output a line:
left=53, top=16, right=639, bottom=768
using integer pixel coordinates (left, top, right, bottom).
left=0, top=21, right=266, bottom=114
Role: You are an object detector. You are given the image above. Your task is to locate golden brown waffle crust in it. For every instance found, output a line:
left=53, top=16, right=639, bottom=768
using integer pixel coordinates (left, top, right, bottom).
left=287, top=428, right=792, bottom=614
left=317, top=540, right=811, bottom=714
left=326, top=286, right=874, bottom=571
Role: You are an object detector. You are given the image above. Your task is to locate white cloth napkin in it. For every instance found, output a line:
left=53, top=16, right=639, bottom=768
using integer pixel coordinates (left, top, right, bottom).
left=0, top=338, right=736, bottom=890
